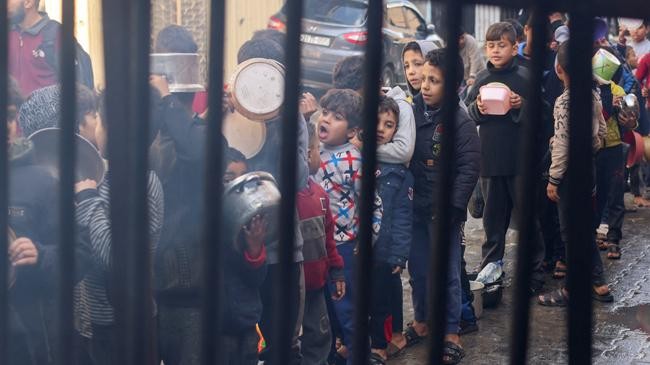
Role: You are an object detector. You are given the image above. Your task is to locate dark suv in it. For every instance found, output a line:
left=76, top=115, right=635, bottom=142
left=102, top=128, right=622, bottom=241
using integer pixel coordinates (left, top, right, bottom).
left=268, top=0, right=442, bottom=90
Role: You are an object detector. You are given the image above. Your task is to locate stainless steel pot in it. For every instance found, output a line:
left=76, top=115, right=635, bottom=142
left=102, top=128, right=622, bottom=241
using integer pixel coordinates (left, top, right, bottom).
left=223, top=172, right=280, bottom=252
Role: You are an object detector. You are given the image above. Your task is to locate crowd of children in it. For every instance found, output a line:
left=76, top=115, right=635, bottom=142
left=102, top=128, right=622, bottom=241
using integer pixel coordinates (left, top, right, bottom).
left=6, top=1, right=650, bottom=364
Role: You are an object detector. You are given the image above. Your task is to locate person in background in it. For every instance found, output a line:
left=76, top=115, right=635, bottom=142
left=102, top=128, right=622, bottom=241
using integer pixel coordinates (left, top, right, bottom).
left=539, top=41, right=613, bottom=306
left=298, top=121, right=346, bottom=365
left=459, top=31, right=487, bottom=92
left=8, top=0, right=94, bottom=96
left=406, top=49, right=480, bottom=365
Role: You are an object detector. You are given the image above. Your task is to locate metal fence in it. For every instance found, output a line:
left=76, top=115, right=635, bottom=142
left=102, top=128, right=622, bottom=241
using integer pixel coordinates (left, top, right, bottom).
left=1, top=0, right=650, bottom=364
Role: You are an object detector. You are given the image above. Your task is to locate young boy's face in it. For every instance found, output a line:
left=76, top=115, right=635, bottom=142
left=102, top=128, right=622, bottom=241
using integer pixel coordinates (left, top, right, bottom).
left=224, top=161, right=248, bottom=184
left=318, top=108, right=356, bottom=147
left=94, top=118, right=108, bottom=158
left=421, top=62, right=445, bottom=108
left=632, top=25, right=648, bottom=43
left=485, top=35, right=517, bottom=69
left=79, top=111, right=99, bottom=145
left=403, top=49, right=425, bottom=91
left=377, top=111, right=397, bottom=146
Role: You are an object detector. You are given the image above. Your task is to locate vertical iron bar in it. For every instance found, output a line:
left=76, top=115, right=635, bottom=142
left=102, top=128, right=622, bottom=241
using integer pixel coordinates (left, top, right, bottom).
left=272, top=0, right=303, bottom=363
left=351, top=0, right=383, bottom=364
left=0, top=0, right=8, bottom=362
left=202, top=0, right=226, bottom=363
left=566, top=5, right=595, bottom=365
left=509, top=7, right=547, bottom=364
left=129, top=0, right=153, bottom=363
left=58, top=0, right=76, bottom=364
left=101, top=0, right=132, bottom=363
left=426, top=0, right=462, bottom=363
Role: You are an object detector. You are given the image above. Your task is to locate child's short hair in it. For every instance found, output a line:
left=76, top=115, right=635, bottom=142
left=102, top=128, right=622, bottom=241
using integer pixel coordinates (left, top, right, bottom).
left=319, top=89, right=363, bottom=130
left=504, top=18, right=524, bottom=40
left=226, top=147, right=247, bottom=166
left=237, top=38, right=285, bottom=66
left=332, top=56, right=364, bottom=90
left=486, top=22, right=517, bottom=44
left=251, top=29, right=287, bottom=47
left=154, top=25, right=199, bottom=53
left=425, top=49, right=464, bottom=89
left=557, top=41, right=570, bottom=73
left=378, top=96, right=399, bottom=123
left=403, top=41, right=422, bottom=56
left=76, top=84, right=97, bottom=130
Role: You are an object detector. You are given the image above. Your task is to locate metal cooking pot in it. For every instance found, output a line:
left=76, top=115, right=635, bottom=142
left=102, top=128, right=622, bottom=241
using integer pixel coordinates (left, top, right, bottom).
left=28, top=128, right=106, bottom=185
left=150, top=53, right=205, bottom=93
left=223, top=172, right=281, bottom=252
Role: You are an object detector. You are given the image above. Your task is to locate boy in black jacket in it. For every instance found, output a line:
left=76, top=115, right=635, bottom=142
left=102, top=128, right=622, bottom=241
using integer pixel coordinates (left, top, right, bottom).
left=406, top=49, right=480, bottom=364
left=465, top=22, right=545, bottom=289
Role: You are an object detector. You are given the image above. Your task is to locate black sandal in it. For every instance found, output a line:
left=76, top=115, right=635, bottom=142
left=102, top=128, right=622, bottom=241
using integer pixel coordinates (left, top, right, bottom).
left=442, top=341, right=465, bottom=364
left=537, top=288, right=569, bottom=307
left=368, top=352, right=386, bottom=365
left=607, top=244, right=621, bottom=260
left=403, top=325, right=426, bottom=348
left=592, top=286, right=614, bottom=303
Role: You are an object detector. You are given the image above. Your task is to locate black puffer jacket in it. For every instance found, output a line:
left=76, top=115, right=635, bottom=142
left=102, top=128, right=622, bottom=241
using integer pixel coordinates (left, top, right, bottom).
left=409, top=94, right=481, bottom=221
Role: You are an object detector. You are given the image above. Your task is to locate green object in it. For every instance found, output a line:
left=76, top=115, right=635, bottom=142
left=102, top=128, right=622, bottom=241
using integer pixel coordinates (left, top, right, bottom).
left=592, top=49, right=621, bottom=83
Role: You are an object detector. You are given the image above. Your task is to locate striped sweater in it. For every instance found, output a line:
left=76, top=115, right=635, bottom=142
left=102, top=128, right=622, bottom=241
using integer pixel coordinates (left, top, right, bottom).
left=73, top=171, right=164, bottom=338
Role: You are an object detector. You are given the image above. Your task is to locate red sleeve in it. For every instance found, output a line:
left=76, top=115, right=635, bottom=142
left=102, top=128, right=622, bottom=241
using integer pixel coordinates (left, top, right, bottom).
left=244, top=245, right=267, bottom=269
left=324, top=194, right=344, bottom=270
left=192, top=91, right=209, bottom=115
left=636, top=55, right=649, bottom=84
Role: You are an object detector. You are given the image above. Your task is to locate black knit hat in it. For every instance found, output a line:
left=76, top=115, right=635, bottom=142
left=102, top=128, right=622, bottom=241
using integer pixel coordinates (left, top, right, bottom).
left=18, top=85, right=61, bottom=138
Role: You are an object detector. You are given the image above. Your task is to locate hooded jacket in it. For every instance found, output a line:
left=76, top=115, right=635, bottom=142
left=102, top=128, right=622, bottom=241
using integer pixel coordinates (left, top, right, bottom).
left=402, top=41, right=437, bottom=97
left=379, top=86, right=416, bottom=164
left=8, top=139, right=92, bottom=364
left=410, top=94, right=481, bottom=220
left=373, top=163, right=413, bottom=267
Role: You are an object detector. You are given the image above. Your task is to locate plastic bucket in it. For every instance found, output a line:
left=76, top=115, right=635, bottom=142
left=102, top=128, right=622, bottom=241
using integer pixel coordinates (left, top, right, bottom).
left=470, top=281, right=485, bottom=319
left=479, top=83, right=512, bottom=115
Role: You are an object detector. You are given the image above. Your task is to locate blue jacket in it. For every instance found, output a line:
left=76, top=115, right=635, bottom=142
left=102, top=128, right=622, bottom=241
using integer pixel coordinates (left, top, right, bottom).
left=373, top=163, right=414, bottom=268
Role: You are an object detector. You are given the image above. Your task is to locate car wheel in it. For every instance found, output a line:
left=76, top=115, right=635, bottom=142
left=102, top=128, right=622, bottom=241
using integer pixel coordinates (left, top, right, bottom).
left=382, top=66, right=395, bottom=88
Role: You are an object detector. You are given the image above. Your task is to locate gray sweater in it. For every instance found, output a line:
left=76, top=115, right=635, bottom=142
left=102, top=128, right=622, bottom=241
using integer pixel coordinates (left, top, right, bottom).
left=73, top=171, right=164, bottom=338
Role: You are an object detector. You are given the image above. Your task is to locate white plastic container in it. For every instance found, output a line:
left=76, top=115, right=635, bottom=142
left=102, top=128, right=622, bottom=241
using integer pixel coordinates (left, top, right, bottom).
left=479, top=82, right=512, bottom=116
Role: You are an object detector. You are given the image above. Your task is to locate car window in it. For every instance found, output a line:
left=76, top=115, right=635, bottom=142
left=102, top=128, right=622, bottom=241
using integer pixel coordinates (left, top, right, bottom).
left=299, top=0, right=368, bottom=26
left=386, top=7, right=407, bottom=30
left=404, top=7, right=425, bottom=33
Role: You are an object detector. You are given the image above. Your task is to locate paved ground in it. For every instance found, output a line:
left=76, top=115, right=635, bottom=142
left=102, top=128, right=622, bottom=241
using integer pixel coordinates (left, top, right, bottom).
left=388, top=194, right=650, bottom=364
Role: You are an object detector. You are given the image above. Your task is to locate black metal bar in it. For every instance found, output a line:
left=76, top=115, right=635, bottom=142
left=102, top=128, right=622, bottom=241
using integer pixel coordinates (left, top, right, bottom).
left=201, top=0, right=227, bottom=363
left=509, top=7, right=547, bottom=364
left=351, top=0, right=384, bottom=363
left=426, top=0, right=462, bottom=363
left=566, top=4, right=595, bottom=365
left=128, top=0, right=153, bottom=363
left=101, top=0, right=132, bottom=363
left=271, top=0, right=303, bottom=363
left=58, top=0, right=77, bottom=363
left=0, top=0, right=8, bottom=363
